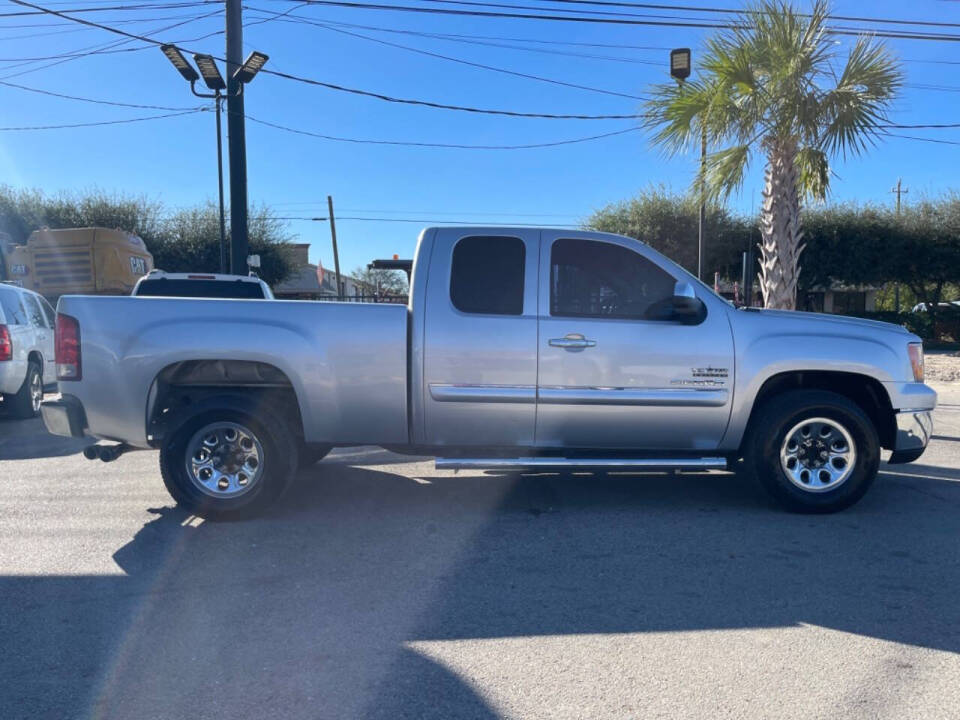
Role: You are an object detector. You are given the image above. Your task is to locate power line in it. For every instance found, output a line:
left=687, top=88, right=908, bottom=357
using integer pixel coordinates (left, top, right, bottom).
left=268, top=0, right=960, bottom=42
left=10, top=1, right=643, bottom=119
left=884, top=132, right=960, bottom=146
left=0, top=2, right=218, bottom=17
left=881, top=122, right=960, bottom=129
left=0, top=78, right=204, bottom=110
left=426, top=0, right=960, bottom=30
left=0, top=8, right=222, bottom=80
left=248, top=8, right=649, bottom=99
left=247, top=114, right=641, bottom=147
left=244, top=10, right=667, bottom=65
left=0, top=108, right=204, bottom=131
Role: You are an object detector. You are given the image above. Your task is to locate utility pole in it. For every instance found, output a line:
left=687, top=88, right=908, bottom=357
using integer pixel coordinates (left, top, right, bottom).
left=327, top=195, right=343, bottom=296
left=891, top=177, right=908, bottom=215
left=890, top=178, right=908, bottom=311
left=225, top=0, right=248, bottom=275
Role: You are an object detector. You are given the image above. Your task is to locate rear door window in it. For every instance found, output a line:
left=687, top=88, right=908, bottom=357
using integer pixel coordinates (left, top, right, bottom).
left=21, top=293, right=48, bottom=328
left=0, top=286, right=27, bottom=325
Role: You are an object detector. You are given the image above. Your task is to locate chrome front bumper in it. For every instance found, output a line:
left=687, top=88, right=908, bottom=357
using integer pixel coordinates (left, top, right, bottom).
left=888, top=410, right=933, bottom=464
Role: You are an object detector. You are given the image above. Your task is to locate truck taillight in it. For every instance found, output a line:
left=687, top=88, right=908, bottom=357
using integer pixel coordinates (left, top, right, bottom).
left=0, top=325, right=11, bottom=362
left=56, top=313, right=81, bottom=381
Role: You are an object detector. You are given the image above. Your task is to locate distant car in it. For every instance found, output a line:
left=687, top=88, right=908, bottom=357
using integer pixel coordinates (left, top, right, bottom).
left=911, top=300, right=960, bottom=313
left=131, top=271, right=274, bottom=299
left=0, top=282, right=56, bottom=418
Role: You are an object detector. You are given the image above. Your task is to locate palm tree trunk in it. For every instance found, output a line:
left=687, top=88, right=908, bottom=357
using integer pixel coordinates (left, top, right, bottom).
left=758, top=144, right=805, bottom=310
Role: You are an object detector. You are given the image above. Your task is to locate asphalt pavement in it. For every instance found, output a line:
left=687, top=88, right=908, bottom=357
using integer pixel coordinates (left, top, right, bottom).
left=1, top=386, right=958, bottom=719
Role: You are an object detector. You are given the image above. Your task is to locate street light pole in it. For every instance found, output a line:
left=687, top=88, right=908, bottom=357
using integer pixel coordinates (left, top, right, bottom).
left=670, top=47, right=705, bottom=280
left=225, top=0, right=248, bottom=275
left=215, top=92, right=227, bottom=273
left=698, top=125, right=706, bottom=281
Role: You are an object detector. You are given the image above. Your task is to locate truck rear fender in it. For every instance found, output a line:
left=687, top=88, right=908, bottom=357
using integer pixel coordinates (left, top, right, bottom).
left=147, top=360, right=305, bottom=445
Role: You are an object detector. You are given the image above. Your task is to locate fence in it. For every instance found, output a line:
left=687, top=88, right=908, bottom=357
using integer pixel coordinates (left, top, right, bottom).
left=313, top=294, right=408, bottom=304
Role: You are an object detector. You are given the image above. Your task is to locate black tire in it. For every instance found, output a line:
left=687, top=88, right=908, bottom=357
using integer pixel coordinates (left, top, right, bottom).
left=297, top=443, right=332, bottom=469
left=744, top=389, right=880, bottom=514
left=159, top=405, right=298, bottom=520
left=9, top=361, right=42, bottom=419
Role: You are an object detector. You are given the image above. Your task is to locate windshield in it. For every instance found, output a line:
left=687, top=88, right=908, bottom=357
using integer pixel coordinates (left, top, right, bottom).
left=135, top=279, right=266, bottom=299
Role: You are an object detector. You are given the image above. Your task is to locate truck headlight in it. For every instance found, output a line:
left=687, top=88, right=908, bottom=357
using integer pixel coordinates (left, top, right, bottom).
left=908, top=342, right=924, bottom=382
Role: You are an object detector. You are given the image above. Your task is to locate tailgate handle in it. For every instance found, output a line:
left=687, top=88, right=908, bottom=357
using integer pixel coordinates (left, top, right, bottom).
left=549, top=335, right=596, bottom=349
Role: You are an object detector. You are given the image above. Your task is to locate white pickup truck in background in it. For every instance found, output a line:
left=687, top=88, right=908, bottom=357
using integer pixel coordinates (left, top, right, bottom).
left=41, top=227, right=936, bottom=519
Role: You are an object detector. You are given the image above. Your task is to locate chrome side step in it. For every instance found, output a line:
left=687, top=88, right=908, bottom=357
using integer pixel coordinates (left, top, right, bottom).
left=434, top=457, right=727, bottom=471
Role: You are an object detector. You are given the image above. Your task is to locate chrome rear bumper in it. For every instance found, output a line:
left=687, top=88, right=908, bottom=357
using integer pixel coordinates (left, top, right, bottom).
left=41, top=395, right=87, bottom=439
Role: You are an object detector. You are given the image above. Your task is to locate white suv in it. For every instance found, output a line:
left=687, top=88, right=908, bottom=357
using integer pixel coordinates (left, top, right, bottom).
left=0, top=283, right=56, bottom=418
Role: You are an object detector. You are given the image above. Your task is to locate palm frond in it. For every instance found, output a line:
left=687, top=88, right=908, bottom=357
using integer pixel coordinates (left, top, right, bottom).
left=819, top=37, right=903, bottom=158
left=795, top=146, right=830, bottom=201
left=702, top=144, right=752, bottom=202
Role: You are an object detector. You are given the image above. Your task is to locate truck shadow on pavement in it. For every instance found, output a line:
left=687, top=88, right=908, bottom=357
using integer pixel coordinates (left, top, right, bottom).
left=0, top=412, right=93, bottom=460
left=3, top=459, right=960, bottom=718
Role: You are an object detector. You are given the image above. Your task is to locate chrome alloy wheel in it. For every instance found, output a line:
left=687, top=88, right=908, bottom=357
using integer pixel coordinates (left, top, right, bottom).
left=779, top=417, right=856, bottom=493
left=30, top=370, right=42, bottom=414
left=185, top=422, right=264, bottom=498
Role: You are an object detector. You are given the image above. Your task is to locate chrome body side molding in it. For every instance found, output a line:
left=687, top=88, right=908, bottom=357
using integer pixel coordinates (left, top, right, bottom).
left=537, top=387, right=729, bottom=407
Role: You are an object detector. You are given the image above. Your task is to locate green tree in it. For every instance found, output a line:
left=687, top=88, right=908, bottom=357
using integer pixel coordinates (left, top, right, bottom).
left=585, top=185, right=754, bottom=280
left=0, top=186, right=296, bottom=286
left=151, top=203, right=295, bottom=285
left=643, top=0, right=902, bottom=309
left=349, top=264, right=409, bottom=296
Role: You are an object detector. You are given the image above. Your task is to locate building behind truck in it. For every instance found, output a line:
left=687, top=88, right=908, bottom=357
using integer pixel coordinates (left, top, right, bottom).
left=0, top=227, right=153, bottom=300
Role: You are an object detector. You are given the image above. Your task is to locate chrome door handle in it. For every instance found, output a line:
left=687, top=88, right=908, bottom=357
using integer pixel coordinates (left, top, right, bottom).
left=549, top=336, right=596, bottom=349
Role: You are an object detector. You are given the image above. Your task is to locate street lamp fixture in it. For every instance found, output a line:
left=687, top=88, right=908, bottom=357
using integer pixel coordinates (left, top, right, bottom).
left=159, top=47, right=267, bottom=273
left=160, top=44, right=199, bottom=83
left=193, top=53, right=226, bottom=92
left=234, top=51, right=269, bottom=84
left=670, top=48, right=691, bottom=82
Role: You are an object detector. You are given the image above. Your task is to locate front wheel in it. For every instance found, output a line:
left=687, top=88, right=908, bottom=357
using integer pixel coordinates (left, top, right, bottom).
left=745, top=390, right=880, bottom=513
left=159, top=407, right=298, bottom=520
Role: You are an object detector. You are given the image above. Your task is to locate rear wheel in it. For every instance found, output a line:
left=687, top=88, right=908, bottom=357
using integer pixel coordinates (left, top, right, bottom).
left=745, top=390, right=880, bottom=513
left=160, top=407, right=298, bottom=519
left=9, top=361, right=43, bottom=419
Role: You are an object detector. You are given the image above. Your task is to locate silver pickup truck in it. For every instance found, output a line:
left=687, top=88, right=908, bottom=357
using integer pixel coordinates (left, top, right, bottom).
left=42, top=227, right=935, bottom=518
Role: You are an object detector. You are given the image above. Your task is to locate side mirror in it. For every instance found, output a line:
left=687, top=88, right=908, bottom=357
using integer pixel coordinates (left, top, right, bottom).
left=672, top=281, right=707, bottom=324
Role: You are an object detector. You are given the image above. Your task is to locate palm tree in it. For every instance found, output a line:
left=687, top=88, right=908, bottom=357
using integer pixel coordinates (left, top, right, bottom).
left=644, top=0, right=902, bottom=310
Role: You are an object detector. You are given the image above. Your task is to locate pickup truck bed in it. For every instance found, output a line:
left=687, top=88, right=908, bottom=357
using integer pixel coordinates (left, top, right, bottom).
left=57, top=297, right=408, bottom=447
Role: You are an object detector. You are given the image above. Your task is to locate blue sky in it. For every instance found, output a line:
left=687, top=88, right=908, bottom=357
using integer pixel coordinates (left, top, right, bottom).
left=1, top=0, right=959, bottom=274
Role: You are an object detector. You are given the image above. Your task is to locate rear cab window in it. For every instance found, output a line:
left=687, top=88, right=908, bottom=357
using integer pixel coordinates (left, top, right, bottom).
left=135, top=279, right=267, bottom=299
left=449, top=236, right=525, bottom=315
